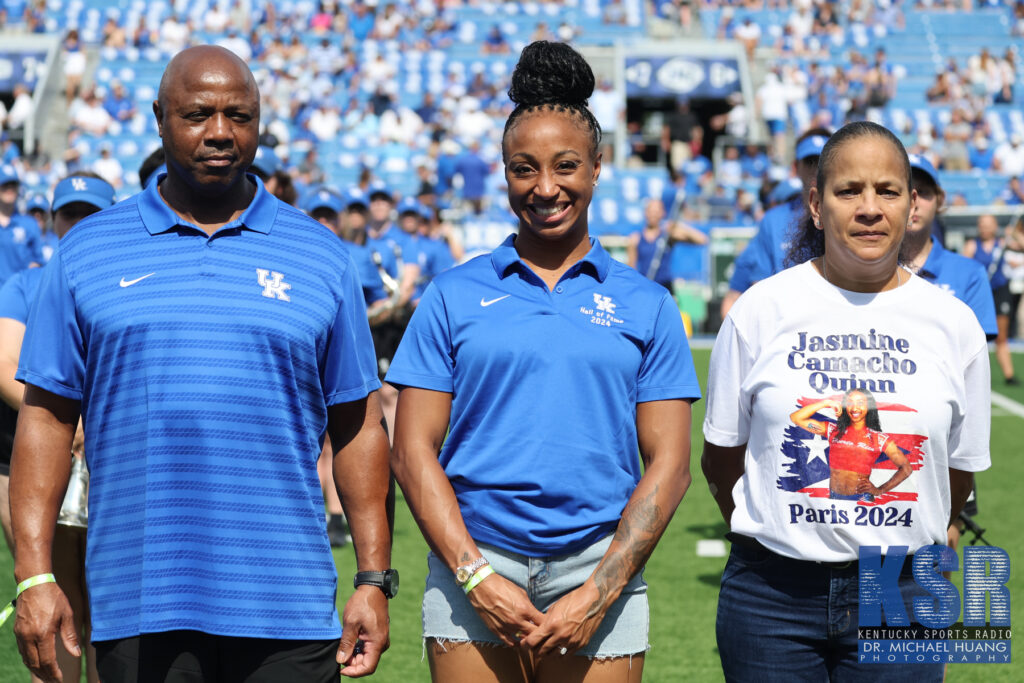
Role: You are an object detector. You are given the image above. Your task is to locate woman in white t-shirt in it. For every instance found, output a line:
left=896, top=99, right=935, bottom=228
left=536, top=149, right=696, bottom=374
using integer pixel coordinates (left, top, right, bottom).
left=702, top=121, right=990, bottom=682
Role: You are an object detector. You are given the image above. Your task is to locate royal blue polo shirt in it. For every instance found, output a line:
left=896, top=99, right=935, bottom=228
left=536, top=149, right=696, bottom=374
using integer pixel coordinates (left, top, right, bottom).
left=728, top=197, right=802, bottom=292
left=18, top=175, right=381, bottom=642
left=386, top=235, right=701, bottom=557
left=917, top=237, right=998, bottom=338
left=0, top=213, right=43, bottom=285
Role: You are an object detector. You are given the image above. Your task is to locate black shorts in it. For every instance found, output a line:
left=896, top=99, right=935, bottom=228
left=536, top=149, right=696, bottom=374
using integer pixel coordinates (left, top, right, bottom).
left=371, top=314, right=411, bottom=378
left=0, top=402, right=17, bottom=476
left=993, top=284, right=1013, bottom=317
left=95, top=630, right=340, bottom=683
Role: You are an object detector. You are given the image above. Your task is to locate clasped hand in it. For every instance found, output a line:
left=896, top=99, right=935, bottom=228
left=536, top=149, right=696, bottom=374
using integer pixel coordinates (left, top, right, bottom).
left=468, top=574, right=608, bottom=657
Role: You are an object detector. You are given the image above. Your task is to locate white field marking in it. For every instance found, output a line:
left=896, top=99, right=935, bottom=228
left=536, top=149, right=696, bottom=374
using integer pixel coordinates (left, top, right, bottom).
left=991, top=391, right=1024, bottom=419
left=696, top=539, right=727, bottom=558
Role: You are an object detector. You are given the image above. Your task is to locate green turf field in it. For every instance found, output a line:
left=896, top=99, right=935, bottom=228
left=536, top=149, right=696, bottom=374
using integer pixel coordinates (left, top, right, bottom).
left=0, top=349, right=1019, bottom=681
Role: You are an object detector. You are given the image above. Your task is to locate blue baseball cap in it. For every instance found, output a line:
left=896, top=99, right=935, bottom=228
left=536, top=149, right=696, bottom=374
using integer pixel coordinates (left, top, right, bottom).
left=396, top=196, right=423, bottom=217
left=25, top=193, right=50, bottom=212
left=343, top=186, right=369, bottom=211
left=795, top=134, right=828, bottom=161
left=251, top=146, right=281, bottom=177
left=769, top=177, right=803, bottom=204
left=52, top=175, right=116, bottom=212
left=303, top=187, right=344, bottom=215
left=368, top=181, right=393, bottom=202
left=0, top=164, right=19, bottom=186
left=908, top=153, right=941, bottom=188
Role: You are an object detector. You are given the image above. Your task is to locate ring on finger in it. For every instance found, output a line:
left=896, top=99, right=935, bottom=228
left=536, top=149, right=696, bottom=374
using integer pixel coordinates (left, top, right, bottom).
left=559, top=646, right=568, bottom=655
left=514, top=631, right=523, bottom=640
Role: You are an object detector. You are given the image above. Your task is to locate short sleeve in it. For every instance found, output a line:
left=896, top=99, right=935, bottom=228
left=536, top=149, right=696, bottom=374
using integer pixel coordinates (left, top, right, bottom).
left=16, top=253, right=86, bottom=400
left=947, top=343, right=991, bottom=472
left=321, top=257, right=382, bottom=405
left=636, top=293, right=702, bottom=403
left=703, top=314, right=755, bottom=447
left=385, top=281, right=454, bottom=393
left=0, top=271, right=31, bottom=324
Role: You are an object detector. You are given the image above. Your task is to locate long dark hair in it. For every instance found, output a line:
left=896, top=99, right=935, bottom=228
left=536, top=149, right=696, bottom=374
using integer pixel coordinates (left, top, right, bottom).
left=502, top=41, right=602, bottom=161
left=785, top=121, right=911, bottom=267
left=834, top=387, right=882, bottom=440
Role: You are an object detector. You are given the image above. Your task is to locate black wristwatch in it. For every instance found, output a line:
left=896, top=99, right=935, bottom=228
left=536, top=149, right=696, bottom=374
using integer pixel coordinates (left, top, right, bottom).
left=354, top=569, right=399, bottom=599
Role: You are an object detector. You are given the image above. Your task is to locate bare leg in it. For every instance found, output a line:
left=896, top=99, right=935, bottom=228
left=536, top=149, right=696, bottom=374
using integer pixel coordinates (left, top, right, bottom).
left=427, top=639, right=531, bottom=683
left=379, top=383, right=399, bottom=445
left=317, top=436, right=344, bottom=516
left=536, top=652, right=644, bottom=683
left=0, top=473, right=14, bottom=552
left=996, top=314, right=1016, bottom=381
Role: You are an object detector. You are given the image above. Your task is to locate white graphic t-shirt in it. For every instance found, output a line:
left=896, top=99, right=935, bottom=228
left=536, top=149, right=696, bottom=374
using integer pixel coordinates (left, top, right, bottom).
left=704, top=261, right=991, bottom=562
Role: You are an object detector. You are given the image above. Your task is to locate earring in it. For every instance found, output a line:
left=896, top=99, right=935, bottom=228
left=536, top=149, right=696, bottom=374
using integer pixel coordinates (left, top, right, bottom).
left=593, top=181, right=599, bottom=187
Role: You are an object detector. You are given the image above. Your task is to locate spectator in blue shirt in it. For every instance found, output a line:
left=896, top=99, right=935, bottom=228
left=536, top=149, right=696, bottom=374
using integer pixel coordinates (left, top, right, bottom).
left=721, top=128, right=831, bottom=317
left=102, top=80, right=136, bottom=123
left=0, top=163, right=43, bottom=285
left=900, top=154, right=996, bottom=339
left=453, top=140, right=492, bottom=215
left=10, top=45, right=392, bottom=682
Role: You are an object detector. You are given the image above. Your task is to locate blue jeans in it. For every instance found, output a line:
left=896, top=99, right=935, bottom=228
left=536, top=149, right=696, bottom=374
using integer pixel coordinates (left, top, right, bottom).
left=716, top=539, right=943, bottom=682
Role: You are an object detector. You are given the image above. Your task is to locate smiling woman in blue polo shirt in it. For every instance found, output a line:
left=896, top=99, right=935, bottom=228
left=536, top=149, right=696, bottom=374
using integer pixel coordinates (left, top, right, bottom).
left=386, top=41, right=701, bottom=683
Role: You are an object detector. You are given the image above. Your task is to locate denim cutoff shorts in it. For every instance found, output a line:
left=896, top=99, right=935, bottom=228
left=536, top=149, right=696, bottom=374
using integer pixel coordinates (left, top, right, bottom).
left=422, top=534, right=649, bottom=657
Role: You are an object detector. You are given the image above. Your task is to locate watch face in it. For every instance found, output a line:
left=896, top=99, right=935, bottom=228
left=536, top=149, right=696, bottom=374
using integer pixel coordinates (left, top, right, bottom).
left=455, top=568, right=471, bottom=584
left=385, top=569, right=399, bottom=598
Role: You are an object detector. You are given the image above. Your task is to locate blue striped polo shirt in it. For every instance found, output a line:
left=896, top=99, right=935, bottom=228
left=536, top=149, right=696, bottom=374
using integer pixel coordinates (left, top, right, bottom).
left=386, top=235, right=701, bottom=557
left=18, top=175, right=381, bottom=641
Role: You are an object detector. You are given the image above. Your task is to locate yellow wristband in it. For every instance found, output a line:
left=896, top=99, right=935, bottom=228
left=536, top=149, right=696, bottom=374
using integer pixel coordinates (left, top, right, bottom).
left=0, top=573, right=56, bottom=627
left=463, top=564, right=494, bottom=594
left=17, top=574, right=56, bottom=596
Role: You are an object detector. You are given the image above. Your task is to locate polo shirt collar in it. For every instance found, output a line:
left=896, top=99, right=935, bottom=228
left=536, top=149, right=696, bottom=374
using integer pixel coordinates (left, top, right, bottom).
left=490, top=234, right=611, bottom=283
left=138, top=173, right=277, bottom=236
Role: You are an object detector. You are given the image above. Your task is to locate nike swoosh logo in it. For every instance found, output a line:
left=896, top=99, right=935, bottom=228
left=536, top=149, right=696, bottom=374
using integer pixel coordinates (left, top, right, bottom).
left=480, top=295, right=511, bottom=307
left=119, top=273, right=155, bottom=288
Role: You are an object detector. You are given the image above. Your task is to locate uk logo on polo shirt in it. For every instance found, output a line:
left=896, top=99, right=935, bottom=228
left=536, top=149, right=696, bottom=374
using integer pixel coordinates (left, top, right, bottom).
left=257, top=268, right=291, bottom=301
left=12, top=226, right=25, bottom=243
left=580, top=292, right=623, bottom=327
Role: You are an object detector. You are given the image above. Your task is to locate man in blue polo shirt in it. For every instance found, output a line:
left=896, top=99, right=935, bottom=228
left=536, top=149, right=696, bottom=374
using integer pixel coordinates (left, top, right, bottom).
left=10, top=46, right=393, bottom=683
left=900, top=154, right=996, bottom=338
left=0, top=163, right=43, bottom=285
left=720, top=129, right=831, bottom=317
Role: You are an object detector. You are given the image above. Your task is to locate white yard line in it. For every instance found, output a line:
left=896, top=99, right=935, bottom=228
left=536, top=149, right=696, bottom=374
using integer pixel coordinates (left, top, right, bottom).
left=991, top=392, right=1024, bottom=419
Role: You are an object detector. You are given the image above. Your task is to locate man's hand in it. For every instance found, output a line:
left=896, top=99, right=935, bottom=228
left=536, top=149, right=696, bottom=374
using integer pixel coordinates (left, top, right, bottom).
left=337, top=585, right=390, bottom=677
left=13, top=582, right=79, bottom=683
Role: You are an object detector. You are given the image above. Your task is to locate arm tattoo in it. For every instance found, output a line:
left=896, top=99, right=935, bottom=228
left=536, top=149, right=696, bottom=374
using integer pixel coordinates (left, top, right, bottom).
left=586, top=485, right=663, bottom=619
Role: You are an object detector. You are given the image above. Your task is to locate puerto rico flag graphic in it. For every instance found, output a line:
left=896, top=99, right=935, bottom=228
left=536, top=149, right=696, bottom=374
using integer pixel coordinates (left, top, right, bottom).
left=777, top=396, right=924, bottom=505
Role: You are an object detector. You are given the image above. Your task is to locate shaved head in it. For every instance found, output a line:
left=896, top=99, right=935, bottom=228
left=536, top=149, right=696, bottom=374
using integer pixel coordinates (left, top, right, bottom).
left=157, top=46, right=258, bottom=122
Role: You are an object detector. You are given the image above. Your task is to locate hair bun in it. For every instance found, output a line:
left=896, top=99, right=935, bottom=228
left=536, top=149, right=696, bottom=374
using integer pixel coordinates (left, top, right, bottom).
left=508, top=41, right=595, bottom=109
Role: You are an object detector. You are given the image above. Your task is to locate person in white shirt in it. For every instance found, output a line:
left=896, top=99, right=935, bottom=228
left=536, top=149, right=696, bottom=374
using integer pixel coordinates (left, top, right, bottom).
left=703, top=121, right=988, bottom=683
